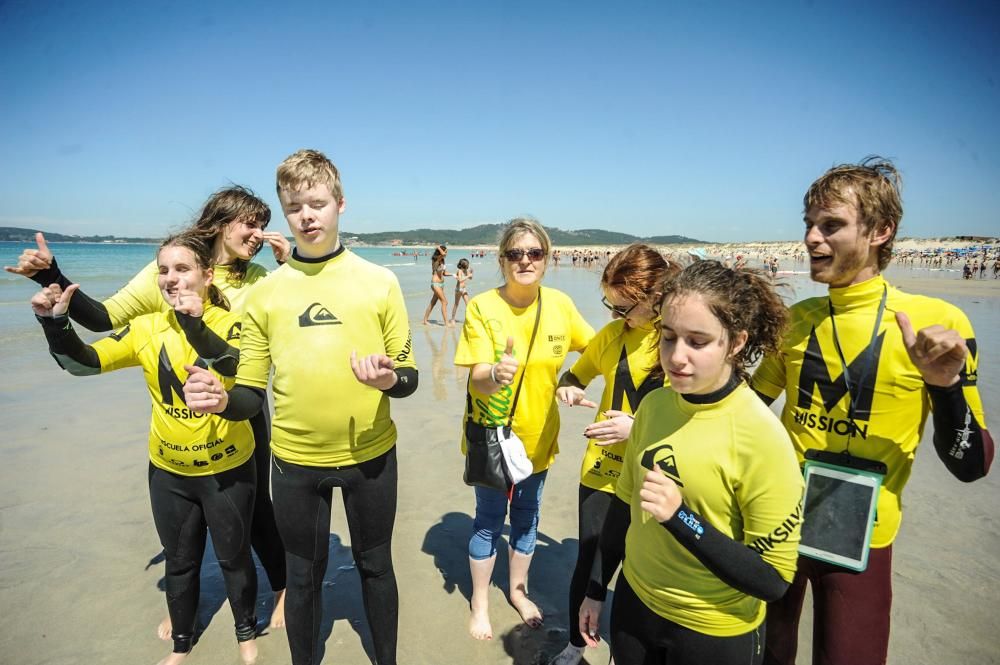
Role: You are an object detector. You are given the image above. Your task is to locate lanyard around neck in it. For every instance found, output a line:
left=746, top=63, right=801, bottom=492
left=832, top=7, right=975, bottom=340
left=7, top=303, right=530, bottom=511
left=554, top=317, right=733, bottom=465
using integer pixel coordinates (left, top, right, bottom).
left=827, top=285, right=887, bottom=453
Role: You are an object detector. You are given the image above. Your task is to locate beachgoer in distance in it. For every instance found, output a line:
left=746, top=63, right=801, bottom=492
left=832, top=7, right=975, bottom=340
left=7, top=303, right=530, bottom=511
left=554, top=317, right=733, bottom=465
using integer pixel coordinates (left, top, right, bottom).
left=548, top=243, right=681, bottom=665
left=31, top=234, right=260, bottom=665
left=4, top=186, right=290, bottom=633
left=454, top=218, right=594, bottom=641
left=183, top=149, right=418, bottom=665
left=422, top=244, right=454, bottom=326
left=580, top=260, right=804, bottom=665
left=449, top=257, right=473, bottom=324
left=752, top=157, right=993, bottom=665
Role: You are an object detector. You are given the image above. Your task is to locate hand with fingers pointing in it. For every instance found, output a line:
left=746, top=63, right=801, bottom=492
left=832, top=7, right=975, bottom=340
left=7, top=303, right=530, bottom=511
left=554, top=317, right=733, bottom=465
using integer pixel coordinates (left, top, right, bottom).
left=31, top=283, right=79, bottom=318
left=491, top=336, right=519, bottom=386
left=183, top=364, right=229, bottom=413
left=895, top=311, right=967, bottom=387
left=582, top=409, right=634, bottom=445
left=556, top=384, right=598, bottom=408
left=5, top=232, right=53, bottom=277
left=351, top=351, right=398, bottom=390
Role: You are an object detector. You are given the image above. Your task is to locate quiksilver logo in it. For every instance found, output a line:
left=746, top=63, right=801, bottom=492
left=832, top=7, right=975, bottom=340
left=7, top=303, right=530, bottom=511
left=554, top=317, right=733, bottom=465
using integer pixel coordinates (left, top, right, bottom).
left=298, top=303, right=342, bottom=327
left=641, top=443, right=684, bottom=487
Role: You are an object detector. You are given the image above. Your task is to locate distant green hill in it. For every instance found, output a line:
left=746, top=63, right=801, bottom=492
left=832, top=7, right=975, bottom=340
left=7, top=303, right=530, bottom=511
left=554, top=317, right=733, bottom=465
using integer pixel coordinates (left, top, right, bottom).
left=348, top=223, right=705, bottom=246
left=1, top=224, right=705, bottom=247
left=0, top=226, right=159, bottom=243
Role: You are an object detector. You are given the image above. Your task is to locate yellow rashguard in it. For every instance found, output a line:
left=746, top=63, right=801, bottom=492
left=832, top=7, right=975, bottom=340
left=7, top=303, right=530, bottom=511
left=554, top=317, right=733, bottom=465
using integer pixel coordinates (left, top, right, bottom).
left=454, top=286, right=595, bottom=473
left=235, top=250, right=416, bottom=467
left=752, top=275, right=987, bottom=547
left=104, top=259, right=269, bottom=326
left=568, top=318, right=664, bottom=492
left=92, top=305, right=253, bottom=476
left=617, top=384, right=804, bottom=636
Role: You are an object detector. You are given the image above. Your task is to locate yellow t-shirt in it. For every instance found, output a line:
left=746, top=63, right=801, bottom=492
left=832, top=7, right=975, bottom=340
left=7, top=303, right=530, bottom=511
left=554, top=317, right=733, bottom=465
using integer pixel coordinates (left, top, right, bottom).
left=618, top=384, right=804, bottom=636
left=752, top=274, right=987, bottom=547
left=235, top=249, right=417, bottom=467
left=568, top=318, right=664, bottom=492
left=454, top=287, right=595, bottom=473
left=104, top=259, right=269, bottom=326
left=92, top=305, right=253, bottom=476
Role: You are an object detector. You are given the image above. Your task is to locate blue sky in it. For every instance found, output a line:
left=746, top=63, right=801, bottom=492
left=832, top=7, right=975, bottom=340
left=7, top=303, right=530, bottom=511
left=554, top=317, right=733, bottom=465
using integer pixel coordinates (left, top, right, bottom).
left=1, top=0, right=998, bottom=242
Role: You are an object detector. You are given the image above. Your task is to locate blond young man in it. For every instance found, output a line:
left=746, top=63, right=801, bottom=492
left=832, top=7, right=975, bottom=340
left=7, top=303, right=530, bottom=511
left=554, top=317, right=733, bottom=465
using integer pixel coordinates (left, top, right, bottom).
left=184, top=150, right=418, bottom=665
left=752, top=157, right=993, bottom=665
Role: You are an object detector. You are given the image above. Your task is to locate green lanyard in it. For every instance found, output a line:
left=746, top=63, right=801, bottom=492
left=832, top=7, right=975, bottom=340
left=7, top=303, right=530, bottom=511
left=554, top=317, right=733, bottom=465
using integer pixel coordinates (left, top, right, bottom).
left=827, top=285, right=887, bottom=454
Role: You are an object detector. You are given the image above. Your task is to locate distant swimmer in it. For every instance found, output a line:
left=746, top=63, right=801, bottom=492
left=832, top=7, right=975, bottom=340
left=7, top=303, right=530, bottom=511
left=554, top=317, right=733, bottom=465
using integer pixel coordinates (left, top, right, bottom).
left=752, top=157, right=993, bottom=665
left=449, top=257, right=472, bottom=324
left=423, top=244, right=454, bottom=326
left=31, top=234, right=260, bottom=665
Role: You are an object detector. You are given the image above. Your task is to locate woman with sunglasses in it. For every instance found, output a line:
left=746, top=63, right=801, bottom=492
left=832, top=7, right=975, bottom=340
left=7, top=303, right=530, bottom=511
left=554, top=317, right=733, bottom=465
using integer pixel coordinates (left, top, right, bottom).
left=454, top=218, right=595, bottom=641
left=548, top=244, right=681, bottom=665
left=5, top=186, right=291, bottom=633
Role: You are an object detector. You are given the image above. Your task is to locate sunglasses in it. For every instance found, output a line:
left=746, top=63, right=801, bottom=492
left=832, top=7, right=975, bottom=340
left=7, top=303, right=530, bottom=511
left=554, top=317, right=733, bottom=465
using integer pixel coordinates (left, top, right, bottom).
left=503, top=248, right=547, bottom=262
left=601, top=295, right=639, bottom=317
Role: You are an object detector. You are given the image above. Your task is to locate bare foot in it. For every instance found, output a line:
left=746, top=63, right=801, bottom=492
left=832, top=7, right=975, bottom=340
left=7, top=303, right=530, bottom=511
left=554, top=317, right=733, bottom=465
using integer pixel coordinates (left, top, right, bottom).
left=155, top=651, right=188, bottom=665
left=468, top=604, right=493, bottom=640
left=157, top=616, right=171, bottom=641
left=268, top=589, right=287, bottom=630
left=238, top=639, right=258, bottom=664
left=510, top=590, right=543, bottom=628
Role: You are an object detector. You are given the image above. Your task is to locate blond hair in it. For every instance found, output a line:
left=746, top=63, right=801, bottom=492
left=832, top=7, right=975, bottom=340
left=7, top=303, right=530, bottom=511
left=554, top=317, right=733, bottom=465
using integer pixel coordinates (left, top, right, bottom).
left=276, top=149, right=344, bottom=202
left=804, top=156, right=903, bottom=271
left=497, top=217, right=552, bottom=262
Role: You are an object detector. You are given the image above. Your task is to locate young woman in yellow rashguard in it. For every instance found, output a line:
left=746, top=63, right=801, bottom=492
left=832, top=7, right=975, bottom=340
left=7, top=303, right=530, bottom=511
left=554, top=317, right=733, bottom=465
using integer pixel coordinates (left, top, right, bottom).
left=548, top=244, right=680, bottom=665
left=580, top=261, right=804, bottom=665
left=8, top=187, right=289, bottom=631
left=31, top=235, right=259, bottom=665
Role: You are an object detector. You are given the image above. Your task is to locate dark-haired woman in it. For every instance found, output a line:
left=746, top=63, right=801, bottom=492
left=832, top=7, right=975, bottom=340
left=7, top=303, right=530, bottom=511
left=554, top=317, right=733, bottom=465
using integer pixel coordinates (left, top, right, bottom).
left=6, top=186, right=289, bottom=631
left=580, top=261, right=803, bottom=665
left=422, top=244, right=453, bottom=326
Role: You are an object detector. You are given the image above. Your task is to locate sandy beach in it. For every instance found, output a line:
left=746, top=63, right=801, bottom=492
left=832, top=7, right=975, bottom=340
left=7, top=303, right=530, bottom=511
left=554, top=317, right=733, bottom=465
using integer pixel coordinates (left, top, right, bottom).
left=1, top=251, right=998, bottom=665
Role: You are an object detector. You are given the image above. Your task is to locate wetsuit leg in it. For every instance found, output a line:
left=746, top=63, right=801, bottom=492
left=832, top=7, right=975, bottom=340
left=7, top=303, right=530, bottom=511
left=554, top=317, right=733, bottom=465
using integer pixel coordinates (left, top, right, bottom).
left=201, top=457, right=258, bottom=641
left=271, top=456, right=335, bottom=665
left=342, top=448, right=399, bottom=665
left=249, top=406, right=287, bottom=592
left=612, top=572, right=765, bottom=665
left=148, top=464, right=208, bottom=654
left=762, top=567, right=809, bottom=665
left=568, top=485, right=613, bottom=648
left=810, top=546, right=892, bottom=665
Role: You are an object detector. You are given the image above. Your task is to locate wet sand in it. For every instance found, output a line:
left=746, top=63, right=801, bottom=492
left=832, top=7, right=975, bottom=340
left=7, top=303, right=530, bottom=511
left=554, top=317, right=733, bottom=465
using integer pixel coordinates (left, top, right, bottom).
left=1, top=264, right=998, bottom=665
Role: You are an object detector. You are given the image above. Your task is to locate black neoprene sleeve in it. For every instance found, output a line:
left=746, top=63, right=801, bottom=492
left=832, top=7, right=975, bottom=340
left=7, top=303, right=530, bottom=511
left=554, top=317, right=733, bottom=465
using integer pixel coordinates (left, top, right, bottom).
left=586, top=496, right=630, bottom=601
left=927, top=381, right=994, bottom=482
left=382, top=367, right=418, bottom=398
left=28, top=258, right=114, bottom=332
left=174, top=310, right=240, bottom=377
left=661, top=502, right=790, bottom=602
left=219, top=385, right=266, bottom=421
left=35, top=314, right=101, bottom=371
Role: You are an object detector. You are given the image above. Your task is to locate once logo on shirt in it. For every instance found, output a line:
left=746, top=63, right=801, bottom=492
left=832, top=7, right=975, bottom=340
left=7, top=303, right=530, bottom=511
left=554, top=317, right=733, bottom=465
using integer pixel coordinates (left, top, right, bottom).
left=298, top=303, right=342, bottom=327
left=640, top=443, right=684, bottom=487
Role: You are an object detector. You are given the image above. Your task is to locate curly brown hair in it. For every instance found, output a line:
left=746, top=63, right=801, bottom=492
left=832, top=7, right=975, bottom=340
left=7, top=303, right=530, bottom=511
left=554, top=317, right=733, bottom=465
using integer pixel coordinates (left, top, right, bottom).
left=656, top=260, right=788, bottom=381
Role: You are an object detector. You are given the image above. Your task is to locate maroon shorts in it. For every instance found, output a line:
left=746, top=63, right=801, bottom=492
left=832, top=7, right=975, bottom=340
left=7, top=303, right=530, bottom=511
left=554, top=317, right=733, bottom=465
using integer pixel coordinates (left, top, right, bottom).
left=763, top=545, right=892, bottom=665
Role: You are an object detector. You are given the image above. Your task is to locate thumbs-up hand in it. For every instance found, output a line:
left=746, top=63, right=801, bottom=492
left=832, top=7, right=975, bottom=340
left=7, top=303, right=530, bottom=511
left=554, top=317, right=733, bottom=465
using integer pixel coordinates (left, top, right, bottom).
left=491, top=336, right=520, bottom=386
left=895, top=311, right=967, bottom=388
left=31, top=283, right=78, bottom=317
left=5, top=232, right=53, bottom=277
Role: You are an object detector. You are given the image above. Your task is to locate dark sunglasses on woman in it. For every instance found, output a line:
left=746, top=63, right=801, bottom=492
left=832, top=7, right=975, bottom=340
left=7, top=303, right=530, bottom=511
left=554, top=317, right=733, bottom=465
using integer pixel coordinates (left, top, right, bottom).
left=503, top=248, right=546, bottom=262
left=601, top=296, right=639, bottom=317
